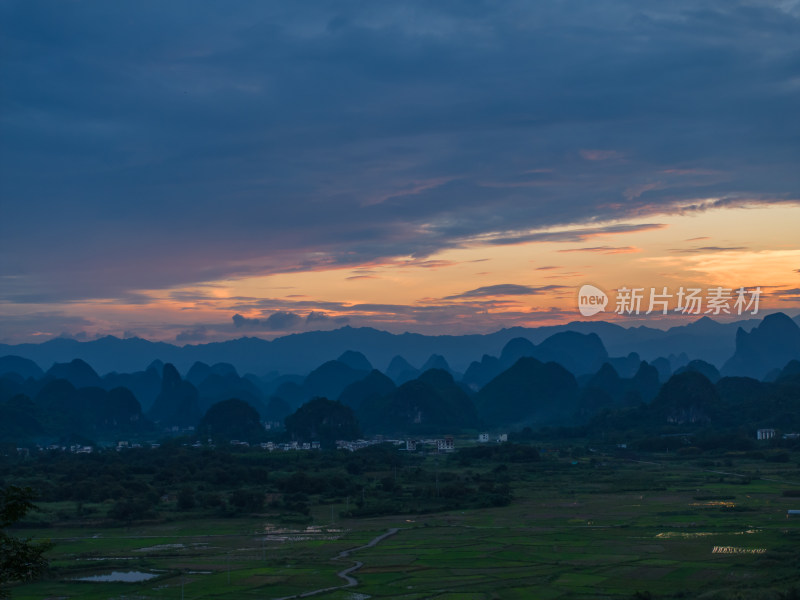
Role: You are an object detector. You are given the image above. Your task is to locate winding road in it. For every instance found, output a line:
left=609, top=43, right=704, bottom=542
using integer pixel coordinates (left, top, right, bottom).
left=274, top=527, right=400, bottom=599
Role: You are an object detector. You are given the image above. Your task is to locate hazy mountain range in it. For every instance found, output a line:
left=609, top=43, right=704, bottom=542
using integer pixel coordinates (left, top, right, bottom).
left=2, top=313, right=799, bottom=443
left=3, top=314, right=797, bottom=377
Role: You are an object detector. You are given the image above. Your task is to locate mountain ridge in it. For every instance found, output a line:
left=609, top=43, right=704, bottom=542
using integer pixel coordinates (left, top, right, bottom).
left=1, top=314, right=795, bottom=377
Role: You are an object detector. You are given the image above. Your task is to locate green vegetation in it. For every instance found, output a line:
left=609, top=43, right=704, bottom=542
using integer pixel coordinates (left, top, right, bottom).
left=0, top=486, right=51, bottom=598
left=2, top=441, right=799, bottom=599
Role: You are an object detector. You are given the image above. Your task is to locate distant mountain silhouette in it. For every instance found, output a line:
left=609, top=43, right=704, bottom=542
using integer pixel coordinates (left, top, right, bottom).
left=358, top=368, right=478, bottom=435
left=285, top=397, right=360, bottom=447
left=585, top=363, right=624, bottom=403
left=186, top=361, right=213, bottom=386
left=630, top=361, right=661, bottom=402
left=263, top=396, right=292, bottom=423
left=0, top=355, right=43, bottom=379
left=1, top=314, right=794, bottom=381
left=273, top=380, right=304, bottom=408
left=25, top=376, right=150, bottom=440
left=462, top=354, right=501, bottom=390
left=607, top=352, right=642, bottom=379
left=420, top=354, right=453, bottom=374
left=651, top=371, right=720, bottom=425
left=147, top=359, right=165, bottom=377
left=101, top=368, right=162, bottom=413
left=499, top=337, right=537, bottom=366
left=338, top=370, right=396, bottom=410
left=534, top=331, right=607, bottom=375
left=197, top=398, right=264, bottom=442
left=337, top=350, right=372, bottom=372
left=385, top=355, right=418, bottom=384
left=0, top=393, right=44, bottom=442
left=474, top=357, right=578, bottom=427
left=650, top=357, right=672, bottom=382
left=147, top=363, right=201, bottom=428
left=722, top=312, right=800, bottom=379
left=776, top=359, right=800, bottom=383
left=302, top=359, right=369, bottom=405
left=416, top=368, right=477, bottom=427
left=577, top=360, right=660, bottom=415
left=676, top=359, right=721, bottom=383
left=465, top=331, right=608, bottom=390
left=194, top=371, right=266, bottom=416
left=45, top=359, right=101, bottom=389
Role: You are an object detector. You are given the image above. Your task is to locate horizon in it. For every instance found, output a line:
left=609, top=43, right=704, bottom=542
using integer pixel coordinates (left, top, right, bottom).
left=3, top=310, right=799, bottom=350
left=2, top=2, right=799, bottom=344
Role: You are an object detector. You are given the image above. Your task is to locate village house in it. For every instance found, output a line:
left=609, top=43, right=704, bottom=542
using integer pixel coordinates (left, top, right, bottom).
left=437, top=437, right=455, bottom=453
left=756, top=428, right=776, bottom=440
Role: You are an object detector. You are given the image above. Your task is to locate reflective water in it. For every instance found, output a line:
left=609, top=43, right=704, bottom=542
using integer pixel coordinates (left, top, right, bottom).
left=74, top=570, right=159, bottom=582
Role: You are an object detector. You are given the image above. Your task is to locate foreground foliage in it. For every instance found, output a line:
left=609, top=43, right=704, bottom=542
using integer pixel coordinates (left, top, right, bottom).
left=0, top=486, right=50, bottom=598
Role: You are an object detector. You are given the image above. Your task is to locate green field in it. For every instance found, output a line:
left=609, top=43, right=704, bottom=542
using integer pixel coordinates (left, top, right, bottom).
left=7, top=451, right=800, bottom=599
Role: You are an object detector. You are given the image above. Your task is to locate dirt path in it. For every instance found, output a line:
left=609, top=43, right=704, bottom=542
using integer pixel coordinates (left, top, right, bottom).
left=274, top=527, right=400, bottom=599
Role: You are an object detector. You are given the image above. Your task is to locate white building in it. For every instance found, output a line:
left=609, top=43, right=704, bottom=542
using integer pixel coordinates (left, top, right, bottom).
left=478, top=433, right=489, bottom=443
left=436, top=437, right=454, bottom=452
left=757, top=428, right=776, bottom=440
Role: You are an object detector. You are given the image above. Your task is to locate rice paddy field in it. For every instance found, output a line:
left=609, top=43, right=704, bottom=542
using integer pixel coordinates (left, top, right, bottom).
left=7, top=450, right=800, bottom=599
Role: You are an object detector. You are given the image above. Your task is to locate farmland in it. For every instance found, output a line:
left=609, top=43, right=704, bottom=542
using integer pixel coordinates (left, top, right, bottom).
left=5, top=445, right=800, bottom=599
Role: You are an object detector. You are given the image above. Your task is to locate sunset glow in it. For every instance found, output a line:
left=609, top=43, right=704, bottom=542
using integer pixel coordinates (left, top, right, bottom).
left=1, top=2, right=799, bottom=344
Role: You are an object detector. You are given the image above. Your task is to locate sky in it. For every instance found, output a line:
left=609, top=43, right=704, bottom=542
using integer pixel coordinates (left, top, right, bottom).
left=1, top=0, right=799, bottom=344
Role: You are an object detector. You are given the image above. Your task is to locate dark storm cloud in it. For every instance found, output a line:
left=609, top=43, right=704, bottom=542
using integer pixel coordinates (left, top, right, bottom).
left=1, top=1, right=799, bottom=303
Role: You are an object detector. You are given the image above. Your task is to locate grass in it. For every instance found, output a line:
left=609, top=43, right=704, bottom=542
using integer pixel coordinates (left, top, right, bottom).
left=7, top=450, right=800, bottom=599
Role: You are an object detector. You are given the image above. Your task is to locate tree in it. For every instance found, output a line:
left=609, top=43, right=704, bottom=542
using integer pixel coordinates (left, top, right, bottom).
left=1, top=486, right=51, bottom=598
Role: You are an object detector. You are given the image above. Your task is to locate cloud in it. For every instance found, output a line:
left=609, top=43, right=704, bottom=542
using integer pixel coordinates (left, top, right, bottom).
left=232, top=311, right=303, bottom=330
left=0, top=1, right=799, bottom=308
left=58, top=331, right=88, bottom=341
left=306, top=311, right=328, bottom=323
left=671, top=246, right=748, bottom=254
left=445, top=284, right=565, bottom=299
left=232, top=314, right=262, bottom=328
left=175, top=326, right=208, bottom=342
left=306, top=311, right=350, bottom=325
left=558, top=246, right=640, bottom=254
left=263, top=311, right=302, bottom=331
left=481, top=223, right=666, bottom=246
